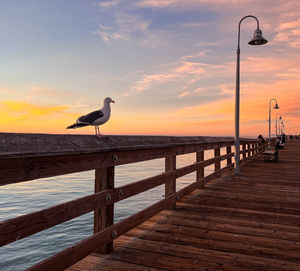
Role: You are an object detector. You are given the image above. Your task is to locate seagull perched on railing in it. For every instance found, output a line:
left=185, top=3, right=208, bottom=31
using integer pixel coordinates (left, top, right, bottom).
left=67, top=97, right=115, bottom=136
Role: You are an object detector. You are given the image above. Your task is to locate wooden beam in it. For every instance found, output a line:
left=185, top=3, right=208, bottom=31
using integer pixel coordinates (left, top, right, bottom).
left=0, top=148, right=170, bottom=186
left=214, top=147, right=221, bottom=172
left=242, top=144, right=246, bottom=159
left=214, top=147, right=221, bottom=177
left=0, top=133, right=235, bottom=160
left=0, top=143, right=238, bottom=186
left=0, top=153, right=103, bottom=186
left=196, top=150, right=204, bottom=188
left=226, top=146, right=232, bottom=166
left=0, top=137, right=243, bottom=187
left=94, top=166, right=114, bottom=253
left=165, top=155, right=176, bottom=209
left=0, top=188, right=111, bottom=247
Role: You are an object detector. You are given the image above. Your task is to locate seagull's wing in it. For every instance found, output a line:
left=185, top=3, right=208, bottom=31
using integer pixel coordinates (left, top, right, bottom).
left=77, top=110, right=104, bottom=124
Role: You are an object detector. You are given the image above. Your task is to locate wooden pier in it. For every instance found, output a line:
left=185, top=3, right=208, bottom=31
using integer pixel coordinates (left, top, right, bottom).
left=1, top=133, right=299, bottom=271
left=70, top=139, right=300, bottom=271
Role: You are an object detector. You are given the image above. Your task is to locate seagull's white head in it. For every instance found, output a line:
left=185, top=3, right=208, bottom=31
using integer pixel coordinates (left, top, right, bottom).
left=104, top=97, right=115, bottom=104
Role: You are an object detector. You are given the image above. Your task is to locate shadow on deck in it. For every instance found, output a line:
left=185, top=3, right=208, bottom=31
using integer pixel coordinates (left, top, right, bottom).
left=69, top=140, right=300, bottom=271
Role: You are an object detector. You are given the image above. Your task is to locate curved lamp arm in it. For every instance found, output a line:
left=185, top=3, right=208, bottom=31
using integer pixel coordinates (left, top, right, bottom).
left=269, top=98, right=278, bottom=110
left=237, top=15, right=259, bottom=50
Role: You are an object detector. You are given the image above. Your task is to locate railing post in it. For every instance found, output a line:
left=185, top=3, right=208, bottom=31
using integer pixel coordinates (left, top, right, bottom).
left=196, top=150, right=204, bottom=188
left=247, top=143, right=251, bottom=157
left=242, top=144, right=246, bottom=159
left=214, top=146, right=221, bottom=174
left=226, top=145, right=232, bottom=165
left=165, top=154, right=176, bottom=209
left=94, top=165, right=115, bottom=253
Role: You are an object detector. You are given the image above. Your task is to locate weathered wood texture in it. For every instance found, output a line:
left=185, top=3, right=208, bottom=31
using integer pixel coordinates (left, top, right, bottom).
left=0, top=133, right=267, bottom=270
left=68, top=140, right=300, bottom=271
left=0, top=133, right=235, bottom=159
left=165, top=155, right=176, bottom=209
left=0, top=134, right=248, bottom=186
left=94, top=166, right=115, bottom=253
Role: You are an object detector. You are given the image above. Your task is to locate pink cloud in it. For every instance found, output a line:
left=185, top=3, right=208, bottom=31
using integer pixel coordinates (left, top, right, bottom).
left=178, top=91, right=191, bottom=98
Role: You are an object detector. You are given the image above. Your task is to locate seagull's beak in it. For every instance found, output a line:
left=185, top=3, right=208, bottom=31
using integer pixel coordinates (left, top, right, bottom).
left=111, top=100, right=115, bottom=103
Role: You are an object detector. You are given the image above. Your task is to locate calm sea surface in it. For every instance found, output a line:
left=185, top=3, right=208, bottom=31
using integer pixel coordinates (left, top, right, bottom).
left=0, top=149, right=227, bottom=270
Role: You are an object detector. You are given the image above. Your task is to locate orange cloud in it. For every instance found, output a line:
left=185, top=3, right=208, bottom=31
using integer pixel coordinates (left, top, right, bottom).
left=0, top=101, right=78, bottom=133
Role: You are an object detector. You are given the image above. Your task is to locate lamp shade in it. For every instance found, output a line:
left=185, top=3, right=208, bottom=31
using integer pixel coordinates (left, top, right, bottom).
left=274, top=103, right=279, bottom=109
left=248, top=28, right=268, bottom=45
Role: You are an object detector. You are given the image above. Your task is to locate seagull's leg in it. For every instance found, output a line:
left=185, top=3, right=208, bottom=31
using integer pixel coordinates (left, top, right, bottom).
left=95, top=126, right=101, bottom=137
left=94, top=126, right=97, bottom=136
left=97, top=126, right=104, bottom=137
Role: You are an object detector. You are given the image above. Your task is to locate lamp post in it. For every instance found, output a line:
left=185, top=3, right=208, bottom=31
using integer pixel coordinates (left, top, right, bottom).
left=234, top=15, right=268, bottom=175
left=276, top=113, right=282, bottom=137
left=280, top=118, right=284, bottom=136
left=268, top=99, right=279, bottom=147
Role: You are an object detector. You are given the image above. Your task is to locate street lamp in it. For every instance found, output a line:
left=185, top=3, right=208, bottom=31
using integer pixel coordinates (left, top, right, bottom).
left=276, top=113, right=282, bottom=137
left=234, top=15, right=268, bottom=175
left=268, top=98, right=279, bottom=147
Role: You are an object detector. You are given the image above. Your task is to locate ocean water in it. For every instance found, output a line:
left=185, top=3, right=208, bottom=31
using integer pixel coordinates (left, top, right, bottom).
left=0, top=149, right=226, bottom=270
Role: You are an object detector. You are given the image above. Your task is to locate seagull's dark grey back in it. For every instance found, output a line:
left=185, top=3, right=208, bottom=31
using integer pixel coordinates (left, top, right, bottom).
left=78, top=110, right=104, bottom=123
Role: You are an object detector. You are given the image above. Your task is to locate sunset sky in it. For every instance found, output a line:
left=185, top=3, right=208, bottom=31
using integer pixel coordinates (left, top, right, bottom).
left=1, top=0, right=300, bottom=136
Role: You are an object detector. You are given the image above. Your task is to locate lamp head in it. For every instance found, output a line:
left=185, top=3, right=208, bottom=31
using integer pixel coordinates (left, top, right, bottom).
left=279, top=116, right=282, bottom=120
left=274, top=103, right=279, bottom=109
left=248, top=28, right=268, bottom=45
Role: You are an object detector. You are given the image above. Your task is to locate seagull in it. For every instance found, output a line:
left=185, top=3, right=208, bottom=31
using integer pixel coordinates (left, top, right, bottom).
left=67, top=97, right=115, bottom=136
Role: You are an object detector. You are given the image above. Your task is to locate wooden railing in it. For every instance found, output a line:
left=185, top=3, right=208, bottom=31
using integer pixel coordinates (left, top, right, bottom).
left=0, top=133, right=267, bottom=271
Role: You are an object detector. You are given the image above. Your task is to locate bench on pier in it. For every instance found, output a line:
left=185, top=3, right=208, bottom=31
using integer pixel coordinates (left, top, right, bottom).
left=258, top=134, right=267, bottom=143
left=262, top=148, right=278, bottom=162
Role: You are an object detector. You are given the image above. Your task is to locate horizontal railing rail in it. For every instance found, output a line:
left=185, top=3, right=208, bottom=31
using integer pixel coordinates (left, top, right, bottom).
left=0, top=134, right=267, bottom=271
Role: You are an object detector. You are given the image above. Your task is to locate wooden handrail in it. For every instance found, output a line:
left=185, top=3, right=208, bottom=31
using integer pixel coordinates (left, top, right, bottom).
left=0, top=152, right=236, bottom=247
left=0, top=133, right=266, bottom=271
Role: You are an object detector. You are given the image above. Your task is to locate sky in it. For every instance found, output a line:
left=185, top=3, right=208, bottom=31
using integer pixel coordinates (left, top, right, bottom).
left=1, top=0, right=300, bottom=137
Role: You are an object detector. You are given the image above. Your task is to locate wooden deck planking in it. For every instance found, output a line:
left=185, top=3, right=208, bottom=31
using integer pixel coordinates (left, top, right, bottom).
left=68, top=140, right=300, bottom=271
